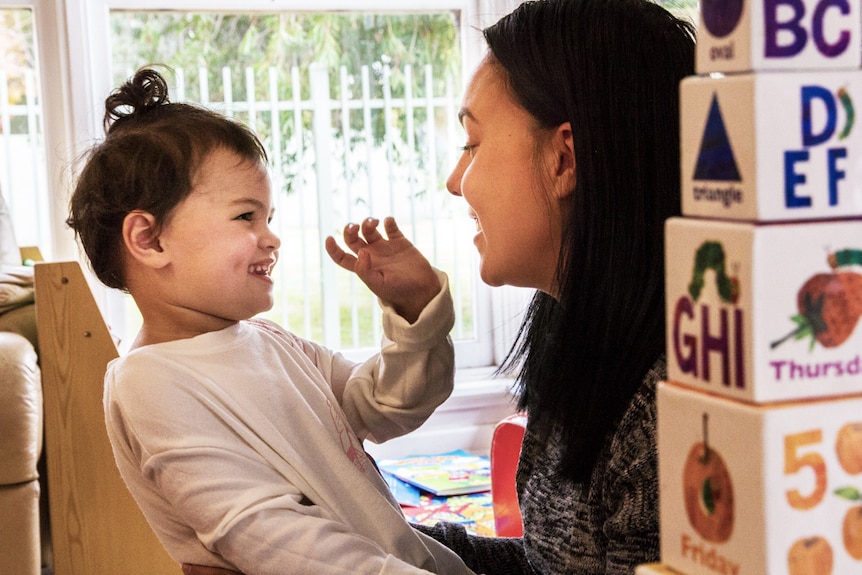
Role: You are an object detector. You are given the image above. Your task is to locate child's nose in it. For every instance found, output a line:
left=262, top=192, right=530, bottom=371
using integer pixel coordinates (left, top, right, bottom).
left=264, top=227, right=281, bottom=250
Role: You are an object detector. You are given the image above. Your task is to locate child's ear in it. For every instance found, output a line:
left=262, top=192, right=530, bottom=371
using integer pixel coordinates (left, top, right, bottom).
left=123, top=210, right=167, bottom=268
left=551, top=122, right=576, bottom=199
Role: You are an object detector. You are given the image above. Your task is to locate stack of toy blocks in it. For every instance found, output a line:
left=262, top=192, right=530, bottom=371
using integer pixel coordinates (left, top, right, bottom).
left=638, top=1, right=862, bottom=574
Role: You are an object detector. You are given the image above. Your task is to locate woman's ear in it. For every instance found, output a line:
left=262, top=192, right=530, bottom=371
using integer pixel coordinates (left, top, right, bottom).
left=123, top=210, right=167, bottom=268
left=551, top=122, right=576, bottom=199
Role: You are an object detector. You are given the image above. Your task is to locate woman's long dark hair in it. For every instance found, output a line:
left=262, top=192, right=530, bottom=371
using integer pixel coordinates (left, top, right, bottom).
left=488, top=0, right=696, bottom=481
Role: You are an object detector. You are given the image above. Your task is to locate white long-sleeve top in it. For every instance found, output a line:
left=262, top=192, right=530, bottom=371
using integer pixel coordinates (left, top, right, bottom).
left=104, top=272, right=474, bottom=575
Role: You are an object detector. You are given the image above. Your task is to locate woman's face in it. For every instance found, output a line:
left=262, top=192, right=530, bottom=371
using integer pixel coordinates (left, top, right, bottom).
left=446, top=58, right=570, bottom=297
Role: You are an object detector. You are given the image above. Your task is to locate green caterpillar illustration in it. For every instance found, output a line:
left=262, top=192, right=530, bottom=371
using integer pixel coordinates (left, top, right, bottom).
left=688, top=241, right=739, bottom=304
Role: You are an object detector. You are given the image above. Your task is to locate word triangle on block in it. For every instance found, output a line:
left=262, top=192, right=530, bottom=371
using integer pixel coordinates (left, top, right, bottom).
left=697, top=0, right=861, bottom=74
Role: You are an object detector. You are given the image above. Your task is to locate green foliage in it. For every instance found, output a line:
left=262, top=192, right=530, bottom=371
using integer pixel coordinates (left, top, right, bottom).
left=0, top=8, right=35, bottom=110
left=110, top=11, right=460, bottom=102
left=109, top=10, right=461, bottom=200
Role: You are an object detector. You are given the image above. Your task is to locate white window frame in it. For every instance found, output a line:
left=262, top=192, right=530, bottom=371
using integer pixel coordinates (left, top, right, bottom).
left=0, top=0, right=70, bottom=261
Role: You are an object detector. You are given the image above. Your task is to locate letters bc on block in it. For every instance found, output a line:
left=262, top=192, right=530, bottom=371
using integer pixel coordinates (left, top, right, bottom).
left=697, top=0, right=861, bottom=73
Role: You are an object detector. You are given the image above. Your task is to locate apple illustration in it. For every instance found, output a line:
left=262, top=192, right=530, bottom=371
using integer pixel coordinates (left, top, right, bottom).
left=682, top=441, right=734, bottom=542
left=787, top=536, right=833, bottom=575
left=836, top=422, right=862, bottom=475
left=844, top=505, right=862, bottom=560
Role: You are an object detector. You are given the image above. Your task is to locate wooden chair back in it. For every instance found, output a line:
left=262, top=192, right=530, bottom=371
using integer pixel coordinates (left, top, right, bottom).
left=35, top=261, right=178, bottom=575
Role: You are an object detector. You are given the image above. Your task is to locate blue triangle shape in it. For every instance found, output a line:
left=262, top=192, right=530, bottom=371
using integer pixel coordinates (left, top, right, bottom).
left=693, top=94, right=741, bottom=182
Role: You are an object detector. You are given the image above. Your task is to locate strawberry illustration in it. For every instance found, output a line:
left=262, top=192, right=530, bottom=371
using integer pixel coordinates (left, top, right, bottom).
left=771, top=271, right=862, bottom=350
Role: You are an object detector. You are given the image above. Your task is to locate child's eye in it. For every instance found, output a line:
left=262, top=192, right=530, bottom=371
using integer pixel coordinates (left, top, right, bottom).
left=458, top=145, right=476, bottom=159
left=237, top=212, right=254, bottom=222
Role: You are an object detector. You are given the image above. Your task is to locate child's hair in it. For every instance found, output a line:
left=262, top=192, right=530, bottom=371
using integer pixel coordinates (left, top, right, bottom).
left=68, top=67, right=268, bottom=291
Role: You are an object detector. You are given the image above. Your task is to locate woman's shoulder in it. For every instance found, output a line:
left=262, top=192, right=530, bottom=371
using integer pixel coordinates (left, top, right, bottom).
left=602, top=355, right=666, bottom=468
left=625, top=354, right=666, bottom=411
left=637, top=354, right=666, bottom=401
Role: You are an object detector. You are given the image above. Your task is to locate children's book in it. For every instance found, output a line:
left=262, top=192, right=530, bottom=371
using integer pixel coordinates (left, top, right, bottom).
left=377, top=449, right=492, bottom=497
left=402, top=491, right=497, bottom=537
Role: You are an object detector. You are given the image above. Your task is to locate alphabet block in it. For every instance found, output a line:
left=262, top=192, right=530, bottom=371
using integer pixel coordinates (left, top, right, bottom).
left=681, top=70, right=862, bottom=222
left=635, top=564, right=685, bottom=575
left=665, top=217, right=862, bottom=403
left=697, top=0, right=861, bottom=73
left=657, top=381, right=862, bottom=575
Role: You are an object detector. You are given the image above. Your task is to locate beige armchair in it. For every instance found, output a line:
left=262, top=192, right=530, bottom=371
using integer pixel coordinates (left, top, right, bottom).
left=35, top=260, right=179, bottom=575
left=0, top=247, right=42, bottom=575
left=0, top=311, right=42, bottom=575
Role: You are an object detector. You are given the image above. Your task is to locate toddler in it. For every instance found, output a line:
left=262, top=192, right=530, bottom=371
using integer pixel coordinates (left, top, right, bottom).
left=68, top=67, right=474, bottom=575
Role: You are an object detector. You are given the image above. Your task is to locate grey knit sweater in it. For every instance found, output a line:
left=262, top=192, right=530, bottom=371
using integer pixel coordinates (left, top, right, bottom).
left=414, top=357, right=665, bottom=575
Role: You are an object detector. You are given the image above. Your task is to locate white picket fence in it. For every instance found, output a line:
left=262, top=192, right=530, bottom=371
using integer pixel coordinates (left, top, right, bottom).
left=1, top=63, right=485, bottom=362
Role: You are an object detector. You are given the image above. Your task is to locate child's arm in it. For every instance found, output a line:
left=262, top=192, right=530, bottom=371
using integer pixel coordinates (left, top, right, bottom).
left=325, top=217, right=439, bottom=324
left=321, top=216, right=456, bottom=442
left=335, top=270, right=455, bottom=443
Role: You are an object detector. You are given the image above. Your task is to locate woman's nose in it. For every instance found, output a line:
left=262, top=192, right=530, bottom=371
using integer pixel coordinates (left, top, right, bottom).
left=446, top=160, right=464, bottom=197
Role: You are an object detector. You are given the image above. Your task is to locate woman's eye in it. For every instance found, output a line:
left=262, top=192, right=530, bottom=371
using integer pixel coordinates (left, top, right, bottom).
left=458, top=145, right=476, bottom=159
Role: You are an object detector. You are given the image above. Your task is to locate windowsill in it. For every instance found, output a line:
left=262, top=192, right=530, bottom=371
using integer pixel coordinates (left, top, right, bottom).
left=364, top=366, right=519, bottom=460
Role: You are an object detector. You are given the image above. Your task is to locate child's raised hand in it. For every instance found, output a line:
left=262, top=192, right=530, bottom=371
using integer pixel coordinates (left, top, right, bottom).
left=325, top=217, right=441, bottom=324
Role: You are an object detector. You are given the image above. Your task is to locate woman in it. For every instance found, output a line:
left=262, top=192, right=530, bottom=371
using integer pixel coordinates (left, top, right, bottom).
left=412, top=0, right=694, bottom=572
left=185, top=0, right=695, bottom=573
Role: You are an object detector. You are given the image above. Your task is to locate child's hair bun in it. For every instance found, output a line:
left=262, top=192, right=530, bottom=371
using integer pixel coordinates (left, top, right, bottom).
left=103, top=67, right=171, bottom=132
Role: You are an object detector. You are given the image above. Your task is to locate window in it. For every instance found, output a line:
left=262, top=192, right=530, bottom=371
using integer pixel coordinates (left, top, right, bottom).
left=0, top=6, right=51, bottom=252
left=11, top=0, right=697, bottom=375
left=54, top=0, right=525, bottom=373
left=104, top=10, right=493, bottom=366
left=16, top=0, right=698, bottom=456
left=7, top=0, right=525, bottom=461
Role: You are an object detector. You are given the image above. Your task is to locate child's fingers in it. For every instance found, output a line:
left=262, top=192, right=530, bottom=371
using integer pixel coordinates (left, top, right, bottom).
left=359, top=217, right=384, bottom=244
left=382, top=216, right=404, bottom=240
left=341, top=222, right=360, bottom=244
left=355, top=247, right=374, bottom=276
left=340, top=222, right=370, bottom=255
left=325, top=235, right=357, bottom=271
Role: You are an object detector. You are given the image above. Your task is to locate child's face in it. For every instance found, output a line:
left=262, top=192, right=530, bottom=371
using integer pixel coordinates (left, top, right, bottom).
left=157, top=147, right=279, bottom=326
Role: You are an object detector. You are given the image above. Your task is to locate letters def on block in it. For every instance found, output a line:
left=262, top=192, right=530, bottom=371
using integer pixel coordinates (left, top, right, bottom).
left=665, top=217, right=862, bottom=403
left=697, top=0, right=861, bottom=73
left=680, top=70, right=862, bottom=222
left=657, top=381, right=862, bottom=575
